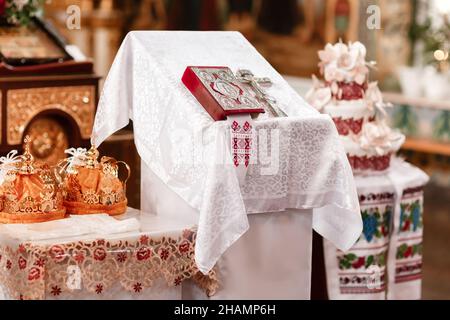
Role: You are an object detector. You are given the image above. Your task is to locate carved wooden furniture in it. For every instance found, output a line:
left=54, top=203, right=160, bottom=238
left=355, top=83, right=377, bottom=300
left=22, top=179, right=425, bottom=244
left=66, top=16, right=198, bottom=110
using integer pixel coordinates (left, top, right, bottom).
left=0, top=18, right=99, bottom=164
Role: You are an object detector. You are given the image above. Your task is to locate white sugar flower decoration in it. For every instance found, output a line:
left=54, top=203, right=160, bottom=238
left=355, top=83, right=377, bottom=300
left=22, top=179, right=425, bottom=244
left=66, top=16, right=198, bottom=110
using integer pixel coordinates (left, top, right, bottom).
left=306, top=75, right=332, bottom=111
left=358, top=120, right=405, bottom=156
left=318, top=41, right=369, bottom=84
left=365, top=81, right=392, bottom=117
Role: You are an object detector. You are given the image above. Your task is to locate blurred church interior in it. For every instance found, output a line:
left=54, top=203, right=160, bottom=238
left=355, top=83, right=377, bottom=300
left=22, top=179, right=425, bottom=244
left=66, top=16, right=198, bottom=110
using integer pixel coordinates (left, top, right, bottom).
left=5, top=0, right=450, bottom=298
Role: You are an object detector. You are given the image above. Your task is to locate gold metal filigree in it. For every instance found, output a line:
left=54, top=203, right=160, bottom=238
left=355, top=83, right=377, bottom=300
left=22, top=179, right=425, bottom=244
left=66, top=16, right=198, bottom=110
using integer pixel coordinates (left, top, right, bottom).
left=0, top=136, right=66, bottom=223
left=25, top=117, right=70, bottom=166
left=60, top=145, right=130, bottom=214
left=82, top=189, right=100, bottom=205
left=6, top=86, right=95, bottom=145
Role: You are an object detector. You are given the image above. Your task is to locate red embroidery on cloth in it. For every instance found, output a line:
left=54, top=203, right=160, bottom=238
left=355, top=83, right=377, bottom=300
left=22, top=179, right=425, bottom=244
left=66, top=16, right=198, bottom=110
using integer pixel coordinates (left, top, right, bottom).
left=18, top=244, right=26, bottom=253
left=117, top=252, right=127, bottom=263
left=95, top=284, right=103, bottom=294
left=348, top=154, right=391, bottom=172
left=336, top=188, right=425, bottom=296
left=140, top=235, right=149, bottom=245
left=359, top=192, right=395, bottom=204
left=28, top=267, right=41, bottom=281
left=133, top=282, right=143, bottom=293
left=231, top=120, right=253, bottom=167
left=136, top=247, right=152, bottom=261
left=93, top=248, right=107, bottom=261
left=34, top=258, right=45, bottom=268
left=74, top=253, right=85, bottom=264
left=403, top=186, right=424, bottom=196
left=395, top=261, right=422, bottom=283
left=49, top=245, right=65, bottom=263
left=51, top=286, right=61, bottom=296
left=0, top=230, right=219, bottom=300
left=18, top=257, right=27, bottom=270
left=159, top=249, right=170, bottom=261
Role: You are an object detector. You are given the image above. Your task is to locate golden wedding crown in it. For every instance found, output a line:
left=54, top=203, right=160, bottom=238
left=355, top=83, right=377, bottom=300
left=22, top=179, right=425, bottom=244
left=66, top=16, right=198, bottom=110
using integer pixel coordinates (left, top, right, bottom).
left=58, top=145, right=130, bottom=216
left=0, top=136, right=66, bottom=224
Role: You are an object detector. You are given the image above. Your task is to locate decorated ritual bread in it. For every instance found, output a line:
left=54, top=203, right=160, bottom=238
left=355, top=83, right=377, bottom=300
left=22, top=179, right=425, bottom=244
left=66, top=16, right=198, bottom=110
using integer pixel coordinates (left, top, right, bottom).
left=306, top=41, right=405, bottom=175
left=0, top=137, right=66, bottom=224
left=59, top=145, right=130, bottom=216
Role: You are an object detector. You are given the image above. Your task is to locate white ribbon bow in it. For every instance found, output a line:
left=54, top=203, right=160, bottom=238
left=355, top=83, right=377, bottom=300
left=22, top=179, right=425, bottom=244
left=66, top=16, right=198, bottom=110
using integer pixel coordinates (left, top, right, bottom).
left=0, top=150, right=22, bottom=183
left=64, top=147, right=88, bottom=170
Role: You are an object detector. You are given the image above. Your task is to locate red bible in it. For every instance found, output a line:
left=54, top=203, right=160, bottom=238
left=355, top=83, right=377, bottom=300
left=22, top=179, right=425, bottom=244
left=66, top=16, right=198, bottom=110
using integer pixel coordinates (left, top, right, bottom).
left=182, top=66, right=265, bottom=121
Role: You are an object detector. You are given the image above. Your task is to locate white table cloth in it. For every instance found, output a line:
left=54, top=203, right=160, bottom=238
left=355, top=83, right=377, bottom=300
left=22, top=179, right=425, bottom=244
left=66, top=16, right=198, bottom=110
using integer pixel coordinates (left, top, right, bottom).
left=0, top=209, right=215, bottom=300
left=142, top=163, right=315, bottom=299
left=324, top=159, right=429, bottom=300
left=92, top=31, right=362, bottom=278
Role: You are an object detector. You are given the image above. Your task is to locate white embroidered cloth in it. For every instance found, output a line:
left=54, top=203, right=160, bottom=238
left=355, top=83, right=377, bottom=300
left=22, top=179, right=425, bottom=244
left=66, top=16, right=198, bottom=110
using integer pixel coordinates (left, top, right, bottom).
left=324, top=159, right=429, bottom=299
left=1, top=214, right=140, bottom=242
left=92, top=31, right=362, bottom=274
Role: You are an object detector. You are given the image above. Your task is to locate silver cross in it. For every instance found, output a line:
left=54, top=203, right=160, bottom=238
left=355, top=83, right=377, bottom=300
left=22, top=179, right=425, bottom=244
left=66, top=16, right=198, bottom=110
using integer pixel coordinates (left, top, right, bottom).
left=235, top=69, right=287, bottom=117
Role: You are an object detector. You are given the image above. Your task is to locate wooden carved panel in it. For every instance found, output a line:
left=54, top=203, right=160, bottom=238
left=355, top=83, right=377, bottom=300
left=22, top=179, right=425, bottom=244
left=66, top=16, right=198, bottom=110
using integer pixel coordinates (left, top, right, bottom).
left=6, top=86, right=95, bottom=145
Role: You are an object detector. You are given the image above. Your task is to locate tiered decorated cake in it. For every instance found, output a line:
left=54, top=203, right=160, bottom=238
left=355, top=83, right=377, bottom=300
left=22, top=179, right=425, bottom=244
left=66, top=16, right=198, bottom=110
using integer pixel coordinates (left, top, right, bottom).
left=306, top=41, right=405, bottom=175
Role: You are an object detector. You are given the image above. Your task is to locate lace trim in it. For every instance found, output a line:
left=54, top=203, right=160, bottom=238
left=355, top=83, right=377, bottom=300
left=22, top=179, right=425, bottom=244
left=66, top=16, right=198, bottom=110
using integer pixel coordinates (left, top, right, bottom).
left=0, top=229, right=218, bottom=299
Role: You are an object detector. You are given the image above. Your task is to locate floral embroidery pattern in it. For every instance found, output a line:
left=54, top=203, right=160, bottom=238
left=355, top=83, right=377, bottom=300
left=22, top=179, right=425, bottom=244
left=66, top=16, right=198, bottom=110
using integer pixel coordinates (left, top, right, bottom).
left=133, top=282, right=143, bottom=293
left=95, top=284, right=103, bottom=294
left=399, top=200, right=423, bottom=233
left=396, top=243, right=422, bottom=260
left=361, top=206, right=392, bottom=242
left=51, top=286, right=61, bottom=296
left=335, top=186, right=426, bottom=297
left=0, top=229, right=219, bottom=300
left=339, top=274, right=387, bottom=294
left=117, top=252, right=127, bottom=263
left=338, top=252, right=386, bottom=270
left=395, top=261, right=422, bottom=283
left=93, top=248, right=107, bottom=261
left=231, top=120, right=252, bottom=168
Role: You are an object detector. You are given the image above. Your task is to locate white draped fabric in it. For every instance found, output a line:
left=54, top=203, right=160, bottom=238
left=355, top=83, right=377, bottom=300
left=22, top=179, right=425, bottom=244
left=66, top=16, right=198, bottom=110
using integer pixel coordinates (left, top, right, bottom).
left=92, top=31, right=362, bottom=275
left=142, top=162, right=314, bottom=299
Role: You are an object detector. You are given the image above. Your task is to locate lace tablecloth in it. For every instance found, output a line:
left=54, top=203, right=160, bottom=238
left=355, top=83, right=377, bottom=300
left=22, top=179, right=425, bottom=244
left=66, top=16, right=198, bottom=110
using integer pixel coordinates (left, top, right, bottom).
left=0, top=209, right=217, bottom=300
left=324, top=160, right=429, bottom=299
left=92, top=31, right=362, bottom=274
